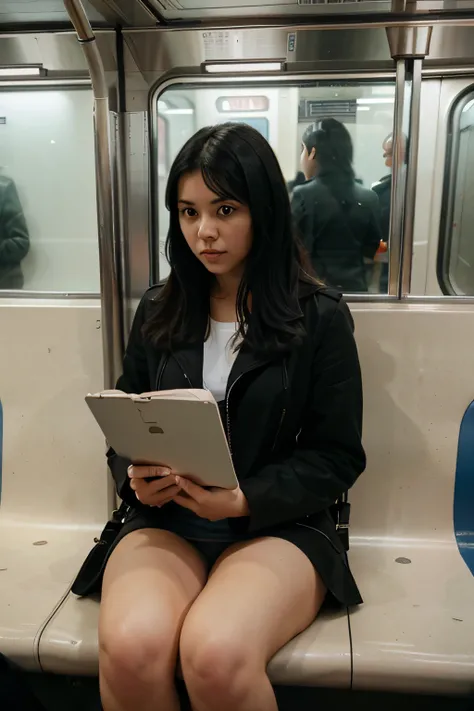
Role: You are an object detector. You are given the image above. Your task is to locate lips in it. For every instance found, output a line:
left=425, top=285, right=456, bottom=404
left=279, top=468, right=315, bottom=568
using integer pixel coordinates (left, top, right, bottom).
left=201, top=250, right=225, bottom=256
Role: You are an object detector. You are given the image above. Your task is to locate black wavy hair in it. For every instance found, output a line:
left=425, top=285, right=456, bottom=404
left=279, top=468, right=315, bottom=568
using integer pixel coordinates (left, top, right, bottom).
left=302, top=117, right=356, bottom=204
left=144, top=122, right=316, bottom=355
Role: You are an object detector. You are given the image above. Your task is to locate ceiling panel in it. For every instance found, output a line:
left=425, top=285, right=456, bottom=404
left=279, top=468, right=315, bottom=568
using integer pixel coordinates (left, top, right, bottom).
left=1, top=0, right=474, bottom=31
left=141, top=0, right=474, bottom=21
left=0, top=0, right=108, bottom=27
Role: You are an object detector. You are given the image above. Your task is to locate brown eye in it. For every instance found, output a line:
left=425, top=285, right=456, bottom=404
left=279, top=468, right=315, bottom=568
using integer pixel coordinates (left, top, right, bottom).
left=181, top=207, right=197, bottom=218
left=218, top=205, right=235, bottom=217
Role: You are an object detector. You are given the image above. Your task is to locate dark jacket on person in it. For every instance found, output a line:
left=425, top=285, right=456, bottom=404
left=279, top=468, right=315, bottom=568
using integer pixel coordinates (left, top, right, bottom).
left=287, top=171, right=306, bottom=194
left=107, top=280, right=366, bottom=605
left=371, top=173, right=391, bottom=241
left=0, top=176, right=30, bottom=289
left=291, top=177, right=382, bottom=293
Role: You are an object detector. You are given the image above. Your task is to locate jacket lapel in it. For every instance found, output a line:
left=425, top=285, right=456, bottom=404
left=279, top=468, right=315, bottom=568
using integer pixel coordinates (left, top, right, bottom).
left=227, top=345, right=271, bottom=394
left=172, top=342, right=204, bottom=389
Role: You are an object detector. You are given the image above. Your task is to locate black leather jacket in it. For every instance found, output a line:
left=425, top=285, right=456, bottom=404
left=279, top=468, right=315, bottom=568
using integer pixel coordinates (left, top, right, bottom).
left=108, top=281, right=366, bottom=535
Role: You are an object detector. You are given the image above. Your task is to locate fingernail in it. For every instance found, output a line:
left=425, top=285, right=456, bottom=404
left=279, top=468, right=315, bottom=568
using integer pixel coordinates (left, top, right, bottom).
left=135, top=491, right=140, bottom=501
left=175, top=476, right=181, bottom=485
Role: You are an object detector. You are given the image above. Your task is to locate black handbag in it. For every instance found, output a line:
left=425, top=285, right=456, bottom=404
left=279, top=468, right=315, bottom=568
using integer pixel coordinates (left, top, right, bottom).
left=71, top=502, right=130, bottom=597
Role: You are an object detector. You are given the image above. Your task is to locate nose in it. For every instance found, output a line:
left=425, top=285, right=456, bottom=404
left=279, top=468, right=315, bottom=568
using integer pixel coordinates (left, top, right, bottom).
left=197, top=213, right=219, bottom=242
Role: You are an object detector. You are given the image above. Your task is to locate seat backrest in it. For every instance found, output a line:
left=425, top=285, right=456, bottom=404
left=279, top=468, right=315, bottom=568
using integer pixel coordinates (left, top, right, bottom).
left=350, top=304, right=474, bottom=547
left=0, top=301, right=112, bottom=529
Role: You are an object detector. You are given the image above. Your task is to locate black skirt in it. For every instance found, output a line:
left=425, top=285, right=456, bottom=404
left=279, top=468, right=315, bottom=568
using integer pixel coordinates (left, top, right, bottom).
left=108, top=504, right=363, bottom=607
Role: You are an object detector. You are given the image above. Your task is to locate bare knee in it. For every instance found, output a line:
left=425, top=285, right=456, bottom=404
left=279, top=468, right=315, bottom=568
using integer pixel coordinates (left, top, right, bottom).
left=100, top=619, right=178, bottom=689
left=180, top=617, right=260, bottom=704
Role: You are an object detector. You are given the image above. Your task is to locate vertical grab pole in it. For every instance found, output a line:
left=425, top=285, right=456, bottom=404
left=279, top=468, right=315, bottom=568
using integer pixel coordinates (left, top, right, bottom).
left=400, top=58, right=422, bottom=296
left=64, top=0, right=123, bottom=389
left=387, top=58, right=407, bottom=298
left=386, top=24, right=432, bottom=297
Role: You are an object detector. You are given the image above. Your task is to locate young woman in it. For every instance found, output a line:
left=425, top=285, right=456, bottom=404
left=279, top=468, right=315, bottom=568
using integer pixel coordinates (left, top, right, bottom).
left=292, top=117, right=382, bottom=293
left=99, top=122, right=366, bottom=711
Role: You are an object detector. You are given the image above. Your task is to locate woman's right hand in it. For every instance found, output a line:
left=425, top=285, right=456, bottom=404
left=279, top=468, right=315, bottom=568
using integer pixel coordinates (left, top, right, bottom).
left=128, top=465, right=179, bottom=507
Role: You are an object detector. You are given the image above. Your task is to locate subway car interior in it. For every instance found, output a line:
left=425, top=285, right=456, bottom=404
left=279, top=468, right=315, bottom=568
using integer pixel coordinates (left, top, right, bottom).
left=1, top=0, right=474, bottom=709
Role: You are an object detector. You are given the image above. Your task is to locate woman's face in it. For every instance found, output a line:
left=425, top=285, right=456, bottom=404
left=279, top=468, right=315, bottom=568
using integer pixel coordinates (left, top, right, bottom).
left=178, top=170, right=253, bottom=280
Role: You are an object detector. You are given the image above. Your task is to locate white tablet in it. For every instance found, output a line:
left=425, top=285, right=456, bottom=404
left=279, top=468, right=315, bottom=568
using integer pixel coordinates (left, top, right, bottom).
left=86, top=389, right=238, bottom=490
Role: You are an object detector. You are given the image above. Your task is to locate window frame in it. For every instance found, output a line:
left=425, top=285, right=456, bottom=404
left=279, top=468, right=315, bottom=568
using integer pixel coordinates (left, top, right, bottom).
left=150, top=71, right=399, bottom=302
left=0, top=79, right=100, bottom=300
left=437, top=85, right=474, bottom=297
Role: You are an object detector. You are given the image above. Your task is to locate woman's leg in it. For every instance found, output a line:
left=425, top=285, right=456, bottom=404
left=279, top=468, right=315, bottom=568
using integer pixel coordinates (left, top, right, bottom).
left=180, top=537, right=326, bottom=711
left=99, top=528, right=207, bottom=711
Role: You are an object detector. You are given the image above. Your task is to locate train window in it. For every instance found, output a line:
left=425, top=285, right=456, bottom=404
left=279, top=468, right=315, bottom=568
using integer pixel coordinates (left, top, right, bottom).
left=154, top=82, right=396, bottom=294
left=439, top=90, right=474, bottom=296
left=0, top=87, right=99, bottom=293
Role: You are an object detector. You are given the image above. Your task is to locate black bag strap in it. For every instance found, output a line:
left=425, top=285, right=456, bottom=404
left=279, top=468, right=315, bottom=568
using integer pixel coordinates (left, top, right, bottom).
left=313, top=291, right=352, bottom=551
left=71, top=501, right=130, bottom=597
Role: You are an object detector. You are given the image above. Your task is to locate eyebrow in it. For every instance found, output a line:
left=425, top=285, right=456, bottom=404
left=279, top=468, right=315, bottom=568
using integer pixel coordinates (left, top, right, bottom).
left=177, top=197, right=237, bottom=206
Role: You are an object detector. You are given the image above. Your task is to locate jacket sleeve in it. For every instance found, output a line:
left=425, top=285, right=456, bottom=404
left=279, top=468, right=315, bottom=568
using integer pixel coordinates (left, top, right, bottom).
left=362, top=192, right=383, bottom=260
left=239, top=299, right=366, bottom=532
left=107, top=295, right=152, bottom=505
left=0, top=181, right=30, bottom=264
left=291, top=188, right=310, bottom=250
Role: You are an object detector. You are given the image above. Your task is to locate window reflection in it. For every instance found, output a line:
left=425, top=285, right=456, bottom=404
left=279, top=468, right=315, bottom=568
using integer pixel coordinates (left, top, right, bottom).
left=0, top=175, right=30, bottom=289
left=156, top=82, right=395, bottom=293
left=0, top=88, right=99, bottom=293
left=292, top=119, right=382, bottom=293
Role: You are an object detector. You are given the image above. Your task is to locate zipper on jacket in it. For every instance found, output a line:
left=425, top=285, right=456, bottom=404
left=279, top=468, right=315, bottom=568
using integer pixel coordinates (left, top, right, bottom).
left=173, top=355, right=194, bottom=388
left=225, top=373, right=244, bottom=456
left=296, top=521, right=342, bottom=554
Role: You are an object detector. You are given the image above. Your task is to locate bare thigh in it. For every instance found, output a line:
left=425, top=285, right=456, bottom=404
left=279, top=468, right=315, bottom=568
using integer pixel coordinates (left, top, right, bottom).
left=99, top=528, right=208, bottom=675
left=181, top=536, right=326, bottom=670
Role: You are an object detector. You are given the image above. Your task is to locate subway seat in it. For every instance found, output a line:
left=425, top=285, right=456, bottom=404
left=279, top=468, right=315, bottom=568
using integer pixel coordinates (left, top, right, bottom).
left=342, top=307, right=474, bottom=695
left=0, top=302, right=109, bottom=672
left=2, top=306, right=474, bottom=692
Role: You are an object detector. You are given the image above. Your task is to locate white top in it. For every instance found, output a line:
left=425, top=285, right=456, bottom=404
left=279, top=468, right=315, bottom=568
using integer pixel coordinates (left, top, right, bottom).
left=203, top=319, right=238, bottom=403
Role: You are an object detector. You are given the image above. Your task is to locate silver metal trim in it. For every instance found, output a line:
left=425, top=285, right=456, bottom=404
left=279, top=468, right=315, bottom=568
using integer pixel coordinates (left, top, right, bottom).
left=124, top=18, right=474, bottom=33
left=344, top=294, right=400, bottom=303
left=345, top=294, right=474, bottom=305
left=63, top=0, right=123, bottom=388
left=386, top=25, right=432, bottom=60
left=0, top=79, right=91, bottom=88
left=388, top=59, right=406, bottom=297
left=154, top=72, right=397, bottom=93
left=437, top=87, right=474, bottom=297
left=115, top=111, right=130, bottom=347
left=0, top=291, right=100, bottom=299
left=401, top=59, right=422, bottom=296
left=422, top=67, right=474, bottom=77
left=402, top=295, right=474, bottom=304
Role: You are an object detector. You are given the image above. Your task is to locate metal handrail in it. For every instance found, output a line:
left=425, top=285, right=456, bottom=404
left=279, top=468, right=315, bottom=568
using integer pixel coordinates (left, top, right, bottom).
left=63, top=0, right=123, bottom=389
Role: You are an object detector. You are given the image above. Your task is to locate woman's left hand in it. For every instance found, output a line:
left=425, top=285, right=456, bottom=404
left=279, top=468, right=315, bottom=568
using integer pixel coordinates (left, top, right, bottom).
left=173, top=476, right=250, bottom=521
